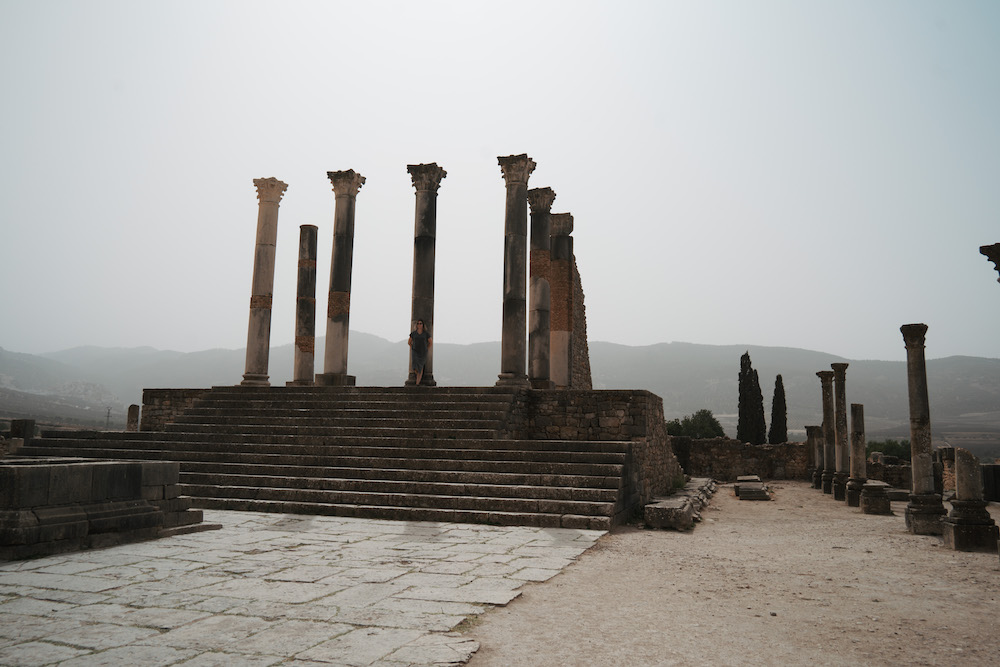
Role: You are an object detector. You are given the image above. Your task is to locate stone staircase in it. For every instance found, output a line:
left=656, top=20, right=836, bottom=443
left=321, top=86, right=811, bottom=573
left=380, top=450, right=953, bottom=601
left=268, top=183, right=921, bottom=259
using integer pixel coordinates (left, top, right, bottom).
left=17, top=386, right=631, bottom=529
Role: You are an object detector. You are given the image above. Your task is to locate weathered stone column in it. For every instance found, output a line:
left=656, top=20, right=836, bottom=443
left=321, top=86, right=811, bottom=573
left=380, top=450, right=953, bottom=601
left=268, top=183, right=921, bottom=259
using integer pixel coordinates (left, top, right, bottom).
left=901, top=323, right=946, bottom=534
left=943, top=448, right=999, bottom=551
left=846, top=403, right=867, bottom=507
left=242, top=177, right=288, bottom=386
left=527, top=187, right=555, bottom=389
left=317, top=170, right=365, bottom=386
left=126, top=405, right=140, bottom=432
left=288, top=225, right=318, bottom=386
left=496, top=154, right=535, bottom=387
left=832, top=363, right=850, bottom=500
left=550, top=213, right=574, bottom=389
left=806, top=425, right=824, bottom=489
left=817, top=371, right=836, bottom=494
left=405, top=163, right=446, bottom=387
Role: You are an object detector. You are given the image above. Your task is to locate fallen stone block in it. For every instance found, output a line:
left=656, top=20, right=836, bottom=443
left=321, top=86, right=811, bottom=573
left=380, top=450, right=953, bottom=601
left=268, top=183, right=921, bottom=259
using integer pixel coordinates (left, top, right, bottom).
left=644, top=478, right=718, bottom=530
left=737, top=482, right=770, bottom=501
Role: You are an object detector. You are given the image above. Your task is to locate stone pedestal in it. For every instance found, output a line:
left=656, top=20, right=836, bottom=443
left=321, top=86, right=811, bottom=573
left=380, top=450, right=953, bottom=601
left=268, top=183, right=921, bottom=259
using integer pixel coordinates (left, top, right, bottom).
left=846, top=402, right=866, bottom=507
left=288, top=225, right=318, bottom=386
left=817, top=371, right=836, bottom=495
left=496, top=154, right=535, bottom=388
left=242, top=177, right=287, bottom=386
left=806, top=425, right=823, bottom=489
left=405, top=163, right=446, bottom=387
left=527, top=187, right=555, bottom=390
left=317, top=170, right=365, bottom=387
left=126, top=405, right=140, bottom=432
left=550, top=213, right=574, bottom=389
left=861, top=481, right=892, bottom=515
left=942, top=448, right=999, bottom=552
left=831, top=363, right=849, bottom=501
left=901, top=323, right=945, bottom=534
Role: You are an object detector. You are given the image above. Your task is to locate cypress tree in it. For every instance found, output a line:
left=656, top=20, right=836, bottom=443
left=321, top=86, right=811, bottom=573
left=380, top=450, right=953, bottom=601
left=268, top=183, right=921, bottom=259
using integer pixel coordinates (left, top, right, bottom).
left=768, top=374, right=788, bottom=444
left=737, top=352, right=767, bottom=445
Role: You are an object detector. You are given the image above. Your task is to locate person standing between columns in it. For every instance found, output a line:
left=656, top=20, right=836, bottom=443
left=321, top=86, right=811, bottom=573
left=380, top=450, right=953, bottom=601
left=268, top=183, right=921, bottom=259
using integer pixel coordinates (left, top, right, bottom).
left=408, top=319, right=433, bottom=386
left=496, top=154, right=535, bottom=387
left=832, top=363, right=850, bottom=501
left=242, top=177, right=288, bottom=386
left=316, top=170, right=365, bottom=386
left=406, top=163, right=446, bottom=386
left=817, top=370, right=836, bottom=494
left=288, top=225, right=318, bottom=386
left=901, top=323, right=946, bottom=534
left=527, top=187, right=556, bottom=389
left=550, top=213, right=574, bottom=389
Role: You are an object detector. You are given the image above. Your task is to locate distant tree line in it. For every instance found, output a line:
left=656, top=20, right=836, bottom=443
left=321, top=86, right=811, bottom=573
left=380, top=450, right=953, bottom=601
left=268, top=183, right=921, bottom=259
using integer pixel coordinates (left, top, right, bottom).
left=666, top=409, right=726, bottom=439
left=866, top=439, right=912, bottom=462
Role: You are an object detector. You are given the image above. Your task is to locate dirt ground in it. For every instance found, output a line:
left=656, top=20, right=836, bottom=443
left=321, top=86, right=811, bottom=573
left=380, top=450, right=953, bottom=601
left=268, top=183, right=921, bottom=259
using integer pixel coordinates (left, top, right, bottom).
left=466, top=481, right=1000, bottom=667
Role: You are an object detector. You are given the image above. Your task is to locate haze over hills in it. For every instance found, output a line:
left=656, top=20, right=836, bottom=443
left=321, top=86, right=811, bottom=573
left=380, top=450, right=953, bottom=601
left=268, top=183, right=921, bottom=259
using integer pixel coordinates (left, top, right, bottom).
left=2, top=335, right=999, bottom=458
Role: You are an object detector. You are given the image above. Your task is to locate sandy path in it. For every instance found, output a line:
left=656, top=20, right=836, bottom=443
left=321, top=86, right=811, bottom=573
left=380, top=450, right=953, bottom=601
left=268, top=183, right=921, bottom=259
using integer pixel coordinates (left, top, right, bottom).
left=466, top=481, right=1000, bottom=666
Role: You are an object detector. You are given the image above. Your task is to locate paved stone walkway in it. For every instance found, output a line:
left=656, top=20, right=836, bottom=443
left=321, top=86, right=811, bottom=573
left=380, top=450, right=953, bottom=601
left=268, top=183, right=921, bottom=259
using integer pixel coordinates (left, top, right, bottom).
left=0, top=510, right=604, bottom=666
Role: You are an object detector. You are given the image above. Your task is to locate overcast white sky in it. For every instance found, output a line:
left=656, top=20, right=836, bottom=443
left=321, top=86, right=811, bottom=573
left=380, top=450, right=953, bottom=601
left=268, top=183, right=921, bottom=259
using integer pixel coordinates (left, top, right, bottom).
left=1, top=0, right=998, bottom=363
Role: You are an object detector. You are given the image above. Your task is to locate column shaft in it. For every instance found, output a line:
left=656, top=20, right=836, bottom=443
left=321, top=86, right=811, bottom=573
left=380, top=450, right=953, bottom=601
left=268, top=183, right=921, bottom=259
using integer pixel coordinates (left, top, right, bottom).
left=832, top=363, right=850, bottom=500
left=846, top=403, right=867, bottom=506
left=817, top=371, right=836, bottom=494
left=550, top=213, right=574, bottom=388
left=496, top=154, right=535, bottom=387
left=528, top=187, right=555, bottom=389
left=806, top=425, right=823, bottom=489
left=289, top=225, right=318, bottom=386
left=406, top=163, right=446, bottom=386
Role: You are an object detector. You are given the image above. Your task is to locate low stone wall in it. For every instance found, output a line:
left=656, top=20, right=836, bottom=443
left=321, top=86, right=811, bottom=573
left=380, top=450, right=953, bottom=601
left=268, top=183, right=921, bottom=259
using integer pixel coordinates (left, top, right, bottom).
left=866, top=461, right=912, bottom=490
left=140, top=389, right=210, bottom=431
left=674, top=437, right=811, bottom=482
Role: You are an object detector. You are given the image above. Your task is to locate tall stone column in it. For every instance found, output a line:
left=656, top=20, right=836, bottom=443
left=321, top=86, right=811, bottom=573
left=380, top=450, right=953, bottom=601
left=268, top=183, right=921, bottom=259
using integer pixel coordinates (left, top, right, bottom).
left=806, top=425, right=824, bottom=489
left=288, top=225, right=318, bottom=386
left=832, top=363, right=850, bottom=500
left=317, top=170, right=365, bottom=387
left=405, top=163, right=446, bottom=387
left=550, top=213, right=574, bottom=389
left=242, top=177, right=288, bottom=386
left=528, top=187, right=556, bottom=389
left=496, top=154, right=535, bottom=387
left=901, top=323, right=946, bottom=534
left=817, top=371, right=836, bottom=494
left=846, top=403, right=867, bottom=507
left=942, top=448, right=999, bottom=551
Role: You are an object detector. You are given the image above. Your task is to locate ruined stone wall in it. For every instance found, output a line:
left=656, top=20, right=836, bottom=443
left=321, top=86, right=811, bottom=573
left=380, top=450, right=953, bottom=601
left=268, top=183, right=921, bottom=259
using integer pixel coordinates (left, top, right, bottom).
left=570, top=258, right=592, bottom=390
left=140, top=389, right=209, bottom=431
left=866, top=461, right=913, bottom=490
left=675, top=437, right=811, bottom=482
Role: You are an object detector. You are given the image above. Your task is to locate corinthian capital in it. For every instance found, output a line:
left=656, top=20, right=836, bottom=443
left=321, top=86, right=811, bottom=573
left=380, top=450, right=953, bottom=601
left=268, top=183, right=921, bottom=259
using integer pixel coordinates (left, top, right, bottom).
left=981, top=243, right=1000, bottom=283
left=551, top=212, right=574, bottom=236
left=407, top=163, right=447, bottom=192
left=497, top=154, right=536, bottom=186
left=527, top=187, right=556, bottom=214
left=816, top=370, right=834, bottom=385
left=327, top=170, right=366, bottom=197
left=900, top=323, right=928, bottom=349
left=253, top=177, right=288, bottom=204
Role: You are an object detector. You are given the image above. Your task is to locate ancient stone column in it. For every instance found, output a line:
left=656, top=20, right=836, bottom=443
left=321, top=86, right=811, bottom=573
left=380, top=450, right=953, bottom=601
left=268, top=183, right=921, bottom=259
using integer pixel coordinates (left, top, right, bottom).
left=242, top=177, right=288, bottom=386
left=981, top=243, right=1000, bottom=282
left=832, top=363, right=850, bottom=500
left=317, top=170, right=365, bottom=386
left=496, top=154, right=535, bottom=387
left=901, top=323, right=946, bottom=534
left=126, top=405, right=140, bottom=432
left=817, top=371, right=836, bottom=494
left=550, top=213, right=574, bottom=389
left=405, top=163, right=446, bottom=387
left=943, top=448, right=999, bottom=551
left=288, top=225, right=318, bottom=386
left=846, top=403, right=867, bottom=507
left=806, top=425, right=824, bottom=489
left=527, top=187, right=556, bottom=389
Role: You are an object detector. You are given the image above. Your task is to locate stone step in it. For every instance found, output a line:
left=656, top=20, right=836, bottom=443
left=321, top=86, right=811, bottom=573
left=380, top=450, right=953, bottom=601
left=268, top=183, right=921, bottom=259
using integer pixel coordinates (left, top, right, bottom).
left=191, top=496, right=611, bottom=530
left=167, top=415, right=506, bottom=429
left=160, top=423, right=500, bottom=439
left=179, top=406, right=510, bottom=419
left=180, top=471, right=619, bottom=502
left=199, top=386, right=519, bottom=401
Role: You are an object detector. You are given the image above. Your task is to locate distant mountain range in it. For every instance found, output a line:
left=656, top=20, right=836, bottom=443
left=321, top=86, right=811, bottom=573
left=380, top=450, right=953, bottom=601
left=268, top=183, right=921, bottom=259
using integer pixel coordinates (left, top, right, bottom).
left=3, top=335, right=999, bottom=457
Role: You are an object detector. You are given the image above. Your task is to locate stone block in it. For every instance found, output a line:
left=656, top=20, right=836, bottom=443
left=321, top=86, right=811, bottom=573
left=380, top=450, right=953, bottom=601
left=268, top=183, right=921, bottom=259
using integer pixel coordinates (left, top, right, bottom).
left=141, top=461, right=180, bottom=487
left=0, top=509, right=40, bottom=545
left=48, top=464, right=94, bottom=505
left=0, top=465, right=50, bottom=509
left=644, top=497, right=694, bottom=530
left=34, top=506, right=89, bottom=542
left=10, top=419, right=35, bottom=441
left=91, top=462, right=143, bottom=501
left=737, top=482, right=770, bottom=501
left=141, top=485, right=165, bottom=501
left=942, top=519, right=999, bottom=552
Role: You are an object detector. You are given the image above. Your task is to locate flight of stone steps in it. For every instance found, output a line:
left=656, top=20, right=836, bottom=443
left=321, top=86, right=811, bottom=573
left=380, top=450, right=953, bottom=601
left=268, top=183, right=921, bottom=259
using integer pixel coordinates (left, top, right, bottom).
left=17, top=386, right=630, bottom=529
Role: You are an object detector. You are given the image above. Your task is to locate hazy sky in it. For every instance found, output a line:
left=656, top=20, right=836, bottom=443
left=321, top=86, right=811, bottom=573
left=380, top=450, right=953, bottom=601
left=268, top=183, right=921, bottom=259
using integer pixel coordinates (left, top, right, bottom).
left=2, top=0, right=998, bottom=363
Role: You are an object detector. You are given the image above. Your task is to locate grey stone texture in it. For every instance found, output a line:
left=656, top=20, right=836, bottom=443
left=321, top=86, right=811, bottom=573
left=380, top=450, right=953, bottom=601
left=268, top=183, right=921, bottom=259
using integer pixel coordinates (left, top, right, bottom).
left=406, top=163, right=446, bottom=387
left=673, top=438, right=810, bottom=482
left=832, top=363, right=850, bottom=500
left=942, top=448, right=999, bottom=552
left=288, top=224, right=319, bottom=386
left=527, top=186, right=555, bottom=390
left=861, top=480, right=893, bottom=515
left=817, top=370, right=836, bottom=494
left=644, top=478, right=717, bottom=530
left=806, top=425, right=823, bottom=488
left=846, top=403, right=867, bottom=507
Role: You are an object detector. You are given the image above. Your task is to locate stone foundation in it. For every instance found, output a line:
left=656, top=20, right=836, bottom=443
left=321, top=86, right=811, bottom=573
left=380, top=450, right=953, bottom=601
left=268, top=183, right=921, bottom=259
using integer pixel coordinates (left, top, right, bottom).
left=673, top=438, right=810, bottom=482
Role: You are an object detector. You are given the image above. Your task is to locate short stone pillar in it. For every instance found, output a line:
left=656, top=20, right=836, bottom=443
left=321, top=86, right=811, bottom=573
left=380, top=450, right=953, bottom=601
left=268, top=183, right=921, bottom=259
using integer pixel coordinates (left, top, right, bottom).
left=901, top=323, right=946, bottom=534
left=126, top=405, right=140, bottom=432
left=550, top=213, right=574, bottom=389
left=861, top=480, right=893, bottom=515
left=317, top=170, right=365, bottom=387
left=242, top=177, right=288, bottom=386
left=10, top=419, right=35, bottom=443
left=496, top=154, right=536, bottom=387
left=832, top=363, right=850, bottom=500
left=981, top=243, right=1000, bottom=282
left=288, top=225, right=319, bottom=386
left=805, top=425, right=823, bottom=489
left=942, top=448, right=999, bottom=552
left=527, top=186, right=556, bottom=389
left=846, top=403, right=866, bottom=507
left=817, top=370, right=836, bottom=494
left=405, top=163, right=446, bottom=387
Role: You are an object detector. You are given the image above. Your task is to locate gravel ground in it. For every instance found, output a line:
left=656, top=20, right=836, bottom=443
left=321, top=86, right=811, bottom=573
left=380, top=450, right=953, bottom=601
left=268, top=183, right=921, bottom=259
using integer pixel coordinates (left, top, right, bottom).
left=466, top=481, right=1000, bottom=667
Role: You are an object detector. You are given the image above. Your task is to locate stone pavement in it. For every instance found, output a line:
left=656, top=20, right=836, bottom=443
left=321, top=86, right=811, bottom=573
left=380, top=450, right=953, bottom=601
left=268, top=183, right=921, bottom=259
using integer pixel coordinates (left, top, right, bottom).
left=0, top=510, right=604, bottom=666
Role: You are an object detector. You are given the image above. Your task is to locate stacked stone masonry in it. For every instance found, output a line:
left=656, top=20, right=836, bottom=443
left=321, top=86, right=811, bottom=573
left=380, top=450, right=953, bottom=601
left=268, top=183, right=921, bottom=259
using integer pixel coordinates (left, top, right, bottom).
left=571, top=258, right=593, bottom=390
left=674, top=438, right=811, bottom=483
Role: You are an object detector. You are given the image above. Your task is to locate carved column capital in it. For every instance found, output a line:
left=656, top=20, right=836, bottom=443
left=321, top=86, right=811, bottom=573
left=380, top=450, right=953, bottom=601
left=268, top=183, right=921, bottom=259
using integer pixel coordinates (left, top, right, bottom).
left=327, top=170, right=366, bottom=197
left=831, top=362, right=849, bottom=378
left=253, top=177, right=288, bottom=204
left=901, top=323, right=928, bottom=350
left=527, top=187, right=556, bottom=214
left=981, top=243, right=1000, bottom=283
left=551, top=212, right=574, bottom=236
left=407, top=163, right=447, bottom=192
left=816, top=370, right=834, bottom=385
left=497, top=153, right=536, bottom=186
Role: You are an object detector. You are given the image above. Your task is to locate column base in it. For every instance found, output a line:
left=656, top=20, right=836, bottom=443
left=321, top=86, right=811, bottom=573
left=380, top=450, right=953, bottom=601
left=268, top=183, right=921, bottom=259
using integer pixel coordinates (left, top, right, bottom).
left=240, top=374, right=270, bottom=387
left=530, top=379, right=554, bottom=390
left=405, top=372, right=436, bottom=387
left=496, top=373, right=530, bottom=388
left=821, top=471, right=834, bottom=494
left=942, top=500, right=999, bottom=552
left=314, top=373, right=356, bottom=387
left=905, top=493, right=947, bottom=535
left=846, top=477, right=866, bottom=507
left=812, top=468, right=823, bottom=489
left=860, top=481, right=892, bottom=515
left=833, top=472, right=848, bottom=501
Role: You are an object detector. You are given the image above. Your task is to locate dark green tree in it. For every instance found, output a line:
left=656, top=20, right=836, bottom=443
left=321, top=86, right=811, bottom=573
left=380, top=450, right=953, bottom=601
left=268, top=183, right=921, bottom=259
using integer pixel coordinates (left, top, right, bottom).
left=737, top=351, right=767, bottom=445
left=767, top=374, right=787, bottom=444
left=666, top=409, right=726, bottom=438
